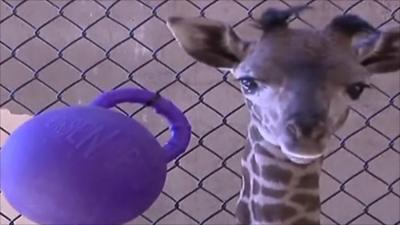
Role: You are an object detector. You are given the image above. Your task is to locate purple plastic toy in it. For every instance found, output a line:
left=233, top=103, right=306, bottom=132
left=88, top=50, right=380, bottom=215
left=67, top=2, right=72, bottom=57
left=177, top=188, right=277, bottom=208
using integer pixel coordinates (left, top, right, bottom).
left=0, top=88, right=191, bottom=225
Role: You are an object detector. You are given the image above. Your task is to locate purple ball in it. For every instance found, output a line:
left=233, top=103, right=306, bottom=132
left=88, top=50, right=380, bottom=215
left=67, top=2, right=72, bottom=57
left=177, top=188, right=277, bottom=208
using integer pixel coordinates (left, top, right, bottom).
left=1, top=88, right=191, bottom=225
left=1, top=106, right=165, bottom=224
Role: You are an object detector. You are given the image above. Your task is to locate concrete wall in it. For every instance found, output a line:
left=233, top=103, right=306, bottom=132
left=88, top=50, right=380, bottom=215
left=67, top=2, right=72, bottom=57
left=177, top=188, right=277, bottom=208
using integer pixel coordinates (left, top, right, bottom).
left=1, top=0, right=399, bottom=224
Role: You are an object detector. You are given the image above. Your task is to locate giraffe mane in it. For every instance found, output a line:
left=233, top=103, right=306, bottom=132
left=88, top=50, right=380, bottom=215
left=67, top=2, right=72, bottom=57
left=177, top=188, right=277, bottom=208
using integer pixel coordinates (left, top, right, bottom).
left=252, top=5, right=311, bottom=31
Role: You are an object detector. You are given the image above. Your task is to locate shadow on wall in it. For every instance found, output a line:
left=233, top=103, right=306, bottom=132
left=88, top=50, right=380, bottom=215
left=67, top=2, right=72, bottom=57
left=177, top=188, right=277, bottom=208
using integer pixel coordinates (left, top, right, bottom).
left=0, top=109, right=32, bottom=146
left=0, top=109, right=34, bottom=224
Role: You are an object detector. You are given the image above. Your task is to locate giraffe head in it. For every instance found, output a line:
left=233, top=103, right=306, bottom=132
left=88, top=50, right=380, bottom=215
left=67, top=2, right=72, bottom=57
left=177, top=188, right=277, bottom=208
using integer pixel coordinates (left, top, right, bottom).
left=167, top=6, right=400, bottom=165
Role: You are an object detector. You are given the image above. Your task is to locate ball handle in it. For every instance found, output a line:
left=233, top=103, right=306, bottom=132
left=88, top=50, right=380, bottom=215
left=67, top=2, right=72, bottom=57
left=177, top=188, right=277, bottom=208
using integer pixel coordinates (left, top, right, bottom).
left=90, top=88, right=191, bottom=163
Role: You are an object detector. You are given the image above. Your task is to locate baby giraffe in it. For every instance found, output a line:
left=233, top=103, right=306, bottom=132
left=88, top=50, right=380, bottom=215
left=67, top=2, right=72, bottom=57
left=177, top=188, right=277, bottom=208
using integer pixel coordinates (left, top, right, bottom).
left=166, top=6, right=400, bottom=225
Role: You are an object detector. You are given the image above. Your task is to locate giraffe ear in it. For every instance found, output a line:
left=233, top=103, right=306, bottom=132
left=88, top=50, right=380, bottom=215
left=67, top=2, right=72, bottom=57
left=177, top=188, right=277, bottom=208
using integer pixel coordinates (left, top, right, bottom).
left=356, top=26, right=400, bottom=74
left=325, top=15, right=400, bottom=74
left=166, top=17, right=249, bottom=69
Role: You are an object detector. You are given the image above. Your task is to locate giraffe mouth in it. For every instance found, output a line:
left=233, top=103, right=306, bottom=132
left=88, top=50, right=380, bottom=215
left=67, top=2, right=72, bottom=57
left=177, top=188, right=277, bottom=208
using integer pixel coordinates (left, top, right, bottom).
left=281, top=146, right=323, bottom=164
left=286, top=154, right=321, bottom=164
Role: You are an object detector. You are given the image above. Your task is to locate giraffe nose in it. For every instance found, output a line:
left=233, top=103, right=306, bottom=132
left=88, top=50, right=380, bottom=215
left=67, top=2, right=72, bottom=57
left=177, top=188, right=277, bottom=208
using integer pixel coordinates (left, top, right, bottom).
left=287, top=116, right=326, bottom=140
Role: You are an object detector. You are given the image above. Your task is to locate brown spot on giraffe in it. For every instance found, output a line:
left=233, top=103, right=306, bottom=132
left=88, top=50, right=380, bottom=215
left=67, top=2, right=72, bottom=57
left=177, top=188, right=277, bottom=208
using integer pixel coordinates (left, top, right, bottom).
left=245, top=99, right=254, bottom=109
left=253, top=105, right=263, bottom=121
left=262, top=164, right=293, bottom=184
left=291, top=217, right=320, bottom=225
left=249, top=125, right=263, bottom=142
left=261, top=186, right=287, bottom=198
left=236, top=201, right=250, bottom=225
left=252, top=201, right=297, bottom=222
left=242, top=141, right=251, bottom=160
left=254, top=143, right=276, bottom=159
left=252, top=179, right=260, bottom=195
left=241, top=166, right=251, bottom=198
left=247, top=99, right=262, bottom=124
left=297, top=173, right=320, bottom=189
left=290, top=193, right=320, bottom=212
left=251, top=112, right=262, bottom=124
left=250, top=155, right=260, bottom=176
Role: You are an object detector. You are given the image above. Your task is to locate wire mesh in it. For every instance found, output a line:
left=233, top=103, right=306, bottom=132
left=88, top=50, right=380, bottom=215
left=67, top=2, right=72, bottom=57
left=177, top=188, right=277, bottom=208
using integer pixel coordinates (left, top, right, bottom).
left=0, top=0, right=399, bottom=224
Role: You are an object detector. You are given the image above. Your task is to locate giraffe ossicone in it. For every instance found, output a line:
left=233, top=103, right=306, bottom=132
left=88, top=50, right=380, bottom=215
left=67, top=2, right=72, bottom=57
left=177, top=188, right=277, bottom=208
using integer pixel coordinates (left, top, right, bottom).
left=167, top=5, right=400, bottom=225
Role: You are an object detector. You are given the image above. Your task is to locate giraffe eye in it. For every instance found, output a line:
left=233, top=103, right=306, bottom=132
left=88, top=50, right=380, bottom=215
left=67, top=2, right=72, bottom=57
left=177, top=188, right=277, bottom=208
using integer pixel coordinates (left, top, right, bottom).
left=346, top=82, right=370, bottom=100
left=238, top=78, right=258, bottom=94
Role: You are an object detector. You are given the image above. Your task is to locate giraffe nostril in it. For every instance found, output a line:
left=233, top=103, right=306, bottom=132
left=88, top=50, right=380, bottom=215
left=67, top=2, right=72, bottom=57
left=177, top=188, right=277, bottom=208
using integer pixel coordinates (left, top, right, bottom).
left=286, top=123, right=300, bottom=139
left=312, top=121, right=327, bottom=140
left=287, top=120, right=326, bottom=140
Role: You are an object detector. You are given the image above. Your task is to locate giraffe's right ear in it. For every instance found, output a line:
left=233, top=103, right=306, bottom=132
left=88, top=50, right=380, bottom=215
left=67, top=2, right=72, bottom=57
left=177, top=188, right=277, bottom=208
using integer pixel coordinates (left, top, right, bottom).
left=356, top=26, right=400, bottom=74
left=166, top=17, right=249, bottom=69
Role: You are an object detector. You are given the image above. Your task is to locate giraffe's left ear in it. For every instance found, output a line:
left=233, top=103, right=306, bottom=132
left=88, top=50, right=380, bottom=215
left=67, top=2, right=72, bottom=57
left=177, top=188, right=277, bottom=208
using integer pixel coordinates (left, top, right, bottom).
left=356, top=26, right=400, bottom=74
left=166, top=16, right=249, bottom=69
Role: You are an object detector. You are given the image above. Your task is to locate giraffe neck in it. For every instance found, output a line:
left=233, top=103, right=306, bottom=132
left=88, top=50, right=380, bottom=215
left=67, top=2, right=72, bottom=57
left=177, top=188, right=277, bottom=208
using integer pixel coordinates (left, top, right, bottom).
left=236, top=123, right=322, bottom=225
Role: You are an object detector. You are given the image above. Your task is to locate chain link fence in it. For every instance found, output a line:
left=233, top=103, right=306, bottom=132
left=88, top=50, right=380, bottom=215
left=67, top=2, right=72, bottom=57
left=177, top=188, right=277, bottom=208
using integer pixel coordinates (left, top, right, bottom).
left=0, top=0, right=399, bottom=224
